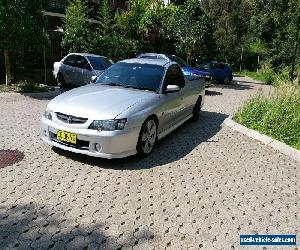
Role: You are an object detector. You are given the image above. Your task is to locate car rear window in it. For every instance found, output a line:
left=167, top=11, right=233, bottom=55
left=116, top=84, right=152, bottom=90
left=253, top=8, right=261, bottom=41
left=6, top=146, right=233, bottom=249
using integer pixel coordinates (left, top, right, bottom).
left=167, top=55, right=189, bottom=67
left=87, top=56, right=113, bottom=71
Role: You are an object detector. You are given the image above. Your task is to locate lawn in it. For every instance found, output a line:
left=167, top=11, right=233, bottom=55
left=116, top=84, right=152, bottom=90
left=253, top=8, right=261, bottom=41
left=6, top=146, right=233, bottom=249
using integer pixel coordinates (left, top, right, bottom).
left=237, top=70, right=276, bottom=85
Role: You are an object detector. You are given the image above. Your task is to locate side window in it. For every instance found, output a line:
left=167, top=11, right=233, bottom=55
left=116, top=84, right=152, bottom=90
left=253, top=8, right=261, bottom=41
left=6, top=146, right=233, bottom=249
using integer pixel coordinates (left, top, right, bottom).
left=173, top=65, right=185, bottom=87
left=174, top=58, right=184, bottom=67
left=75, top=56, right=91, bottom=70
left=164, top=65, right=185, bottom=89
left=63, top=55, right=77, bottom=67
left=167, top=55, right=188, bottom=67
left=202, top=63, right=212, bottom=70
left=215, top=63, right=225, bottom=69
left=211, top=63, right=217, bottom=69
left=99, top=58, right=112, bottom=70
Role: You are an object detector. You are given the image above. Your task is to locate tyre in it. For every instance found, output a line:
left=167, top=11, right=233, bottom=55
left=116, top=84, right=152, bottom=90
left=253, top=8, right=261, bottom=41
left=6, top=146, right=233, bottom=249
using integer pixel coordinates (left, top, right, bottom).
left=57, top=73, right=66, bottom=87
left=223, top=76, right=231, bottom=85
left=191, top=96, right=202, bottom=122
left=136, top=118, right=157, bottom=157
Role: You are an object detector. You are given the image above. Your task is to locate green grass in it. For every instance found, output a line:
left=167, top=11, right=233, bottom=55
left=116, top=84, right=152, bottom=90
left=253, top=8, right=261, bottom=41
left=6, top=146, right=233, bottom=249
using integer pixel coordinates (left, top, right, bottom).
left=237, top=70, right=276, bottom=85
left=237, top=69, right=293, bottom=86
left=234, top=83, right=300, bottom=150
left=0, top=81, right=48, bottom=93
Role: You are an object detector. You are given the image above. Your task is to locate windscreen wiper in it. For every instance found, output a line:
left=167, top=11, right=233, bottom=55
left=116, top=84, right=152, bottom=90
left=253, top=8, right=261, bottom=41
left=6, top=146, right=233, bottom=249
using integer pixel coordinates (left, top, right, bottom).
left=124, top=86, right=154, bottom=91
left=103, top=82, right=124, bottom=87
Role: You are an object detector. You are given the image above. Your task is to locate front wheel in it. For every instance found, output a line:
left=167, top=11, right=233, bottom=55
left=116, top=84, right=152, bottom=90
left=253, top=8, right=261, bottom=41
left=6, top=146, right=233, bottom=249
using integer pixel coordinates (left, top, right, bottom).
left=57, top=73, right=66, bottom=87
left=136, top=118, right=157, bottom=157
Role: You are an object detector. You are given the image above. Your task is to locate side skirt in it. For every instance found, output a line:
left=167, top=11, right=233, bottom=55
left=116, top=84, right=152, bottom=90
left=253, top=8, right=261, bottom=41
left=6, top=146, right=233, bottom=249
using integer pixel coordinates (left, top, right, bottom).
left=157, top=114, right=193, bottom=140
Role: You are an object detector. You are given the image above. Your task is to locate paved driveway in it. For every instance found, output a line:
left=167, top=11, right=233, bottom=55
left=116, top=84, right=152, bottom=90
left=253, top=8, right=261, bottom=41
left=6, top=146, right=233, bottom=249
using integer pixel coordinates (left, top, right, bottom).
left=0, top=78, right=299, bottom=250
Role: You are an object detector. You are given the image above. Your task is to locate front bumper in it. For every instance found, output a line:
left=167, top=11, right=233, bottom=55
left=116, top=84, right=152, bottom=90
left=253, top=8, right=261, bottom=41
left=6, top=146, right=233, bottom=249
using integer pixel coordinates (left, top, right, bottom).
left=52, top=71, right=58, bottom=80
left=41, top=117, right=140, bottom=159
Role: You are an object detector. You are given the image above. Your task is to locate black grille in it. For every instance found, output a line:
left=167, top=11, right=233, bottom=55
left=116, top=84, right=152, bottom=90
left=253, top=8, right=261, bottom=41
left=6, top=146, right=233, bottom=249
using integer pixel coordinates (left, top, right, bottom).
left=49, top=132, right=89, bottom=150
left=56, top=112, right=88, bottom=124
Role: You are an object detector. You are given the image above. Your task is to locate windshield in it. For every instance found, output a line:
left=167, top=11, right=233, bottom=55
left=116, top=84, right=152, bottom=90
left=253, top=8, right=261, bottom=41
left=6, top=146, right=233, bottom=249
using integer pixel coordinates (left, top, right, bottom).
left=87, top=56, right=113, bottom=71
left=96, top=62, right=165, bottom=92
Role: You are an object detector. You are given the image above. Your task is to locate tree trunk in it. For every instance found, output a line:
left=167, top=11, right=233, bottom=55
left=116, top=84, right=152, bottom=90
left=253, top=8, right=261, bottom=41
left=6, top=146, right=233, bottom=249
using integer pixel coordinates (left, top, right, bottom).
left=290, top=17, right=299, bottom=82
left=4, top=48, right=12, bottom=85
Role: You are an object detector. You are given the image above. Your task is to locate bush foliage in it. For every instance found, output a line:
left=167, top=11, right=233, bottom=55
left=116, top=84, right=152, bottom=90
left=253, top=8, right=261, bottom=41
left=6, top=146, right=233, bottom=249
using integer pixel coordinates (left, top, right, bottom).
left=61, top=0, right=299, bottom=76
left=234, top=83, right=300, bottom=150
left=62, top=0, right=93, bottom=53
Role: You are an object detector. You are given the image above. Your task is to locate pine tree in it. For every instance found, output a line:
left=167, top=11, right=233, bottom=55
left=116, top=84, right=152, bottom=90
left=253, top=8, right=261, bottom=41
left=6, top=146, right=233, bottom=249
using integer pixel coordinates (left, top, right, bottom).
left=98, top=0, right=112, bottom=36
left=62, top=0, right=92, bottom=53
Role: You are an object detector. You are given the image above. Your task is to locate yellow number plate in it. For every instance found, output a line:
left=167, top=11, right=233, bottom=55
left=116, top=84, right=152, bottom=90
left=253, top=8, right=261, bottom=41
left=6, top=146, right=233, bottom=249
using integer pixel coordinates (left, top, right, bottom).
left=56, top=130, right=77, bottom=144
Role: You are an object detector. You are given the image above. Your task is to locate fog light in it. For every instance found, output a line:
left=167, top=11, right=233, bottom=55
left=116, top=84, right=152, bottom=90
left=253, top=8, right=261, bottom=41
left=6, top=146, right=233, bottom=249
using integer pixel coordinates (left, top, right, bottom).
left=94, top=143, right=101, bottom=152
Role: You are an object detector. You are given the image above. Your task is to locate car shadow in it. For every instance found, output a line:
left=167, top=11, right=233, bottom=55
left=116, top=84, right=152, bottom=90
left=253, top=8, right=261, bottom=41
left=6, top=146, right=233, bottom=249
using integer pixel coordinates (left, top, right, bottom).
left=20, top=86, right=78, bottom=100
left=53, top=110, right=228, bottom=170
left=205, top=90, right=222, bottom=96
left=0, top=202, right=155, bottom=249
left=213, top=81, right=254, bottom=91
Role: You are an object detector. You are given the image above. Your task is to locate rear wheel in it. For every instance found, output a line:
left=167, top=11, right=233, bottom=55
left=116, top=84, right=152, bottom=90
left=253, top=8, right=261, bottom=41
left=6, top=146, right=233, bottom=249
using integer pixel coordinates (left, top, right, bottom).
left=223, top=76, right=231, bottom=85
left=191, top=96, right=202, bottom=122
left=57, top=73, right=66, bottom=87
left=136, top=118, right=157, bottom=157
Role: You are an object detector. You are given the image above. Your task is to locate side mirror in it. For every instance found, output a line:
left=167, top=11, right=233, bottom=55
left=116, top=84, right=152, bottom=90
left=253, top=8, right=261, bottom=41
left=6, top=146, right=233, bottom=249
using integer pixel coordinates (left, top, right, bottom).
left=166, top=85, right=180, bottom=93
left=91, top=75, right=97, bottom=83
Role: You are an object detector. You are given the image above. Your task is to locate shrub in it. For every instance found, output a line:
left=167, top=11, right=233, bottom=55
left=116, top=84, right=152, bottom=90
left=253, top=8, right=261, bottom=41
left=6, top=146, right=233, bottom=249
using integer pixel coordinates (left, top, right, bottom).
left=17, top=81, right=48, bottom=93
left=62, top=0, right=92, bottom=53
left=234, top=82, right=300, bottom=150
left=94, top=35, right=139, bottom=61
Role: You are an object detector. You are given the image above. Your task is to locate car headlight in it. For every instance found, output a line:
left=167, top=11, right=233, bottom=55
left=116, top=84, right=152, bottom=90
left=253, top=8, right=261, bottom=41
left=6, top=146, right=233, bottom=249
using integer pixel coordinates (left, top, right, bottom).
left=43, top=110, right=53, bottom=121
left=88, top=119, right=127, bottom=131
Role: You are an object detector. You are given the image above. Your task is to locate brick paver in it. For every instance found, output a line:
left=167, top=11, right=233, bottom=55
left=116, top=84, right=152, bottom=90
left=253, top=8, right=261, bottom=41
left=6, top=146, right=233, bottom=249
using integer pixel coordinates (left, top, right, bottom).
left=0, top=78, right=299, bottom=250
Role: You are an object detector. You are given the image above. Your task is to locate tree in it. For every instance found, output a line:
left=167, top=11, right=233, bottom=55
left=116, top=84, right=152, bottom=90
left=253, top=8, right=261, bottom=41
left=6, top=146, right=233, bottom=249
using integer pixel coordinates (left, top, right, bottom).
left=171, top=0, right=215, bottom=63
left=62, top=0, right=92, bottom=53
left=94, top=0, right=139, bottom=60
left=201, top=0, right=253, bottom=67
left=0, top=0, right=48, bottom=85
left=94, top=35, right=139, bottom=61
left=98, top=0, right=111, bottom=36
left=139, top=0, right=176, bottom=52
left=115, top=0, right=148, bottom=40
left=249, top=0, right=300, bottom=72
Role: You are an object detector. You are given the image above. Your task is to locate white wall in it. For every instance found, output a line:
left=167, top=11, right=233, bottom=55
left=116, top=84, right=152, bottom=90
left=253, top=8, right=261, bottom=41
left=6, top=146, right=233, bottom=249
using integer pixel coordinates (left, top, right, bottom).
left=162, top=0, right=171, bottom=5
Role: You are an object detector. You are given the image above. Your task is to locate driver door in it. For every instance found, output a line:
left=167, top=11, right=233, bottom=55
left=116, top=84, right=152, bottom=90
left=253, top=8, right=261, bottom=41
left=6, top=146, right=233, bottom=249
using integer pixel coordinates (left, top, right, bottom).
left=80, top=56, right=94, bottom=84
left=158, top=64, right=185, bottom=134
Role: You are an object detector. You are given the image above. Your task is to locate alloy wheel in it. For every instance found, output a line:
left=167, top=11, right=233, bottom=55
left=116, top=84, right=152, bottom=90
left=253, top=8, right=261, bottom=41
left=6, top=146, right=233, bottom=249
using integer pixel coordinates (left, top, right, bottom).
left=141, top=120, right=157, bottom=154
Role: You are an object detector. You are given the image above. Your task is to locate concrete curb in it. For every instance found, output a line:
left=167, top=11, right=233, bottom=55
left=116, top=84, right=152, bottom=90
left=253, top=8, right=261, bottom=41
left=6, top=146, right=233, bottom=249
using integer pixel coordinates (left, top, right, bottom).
left=223, top=117, right=300, bottom=163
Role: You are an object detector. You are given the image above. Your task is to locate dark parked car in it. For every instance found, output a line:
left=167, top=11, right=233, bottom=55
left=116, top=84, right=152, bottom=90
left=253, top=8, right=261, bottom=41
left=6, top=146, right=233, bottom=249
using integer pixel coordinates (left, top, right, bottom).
left=197, top=61, right=233, bottom=84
